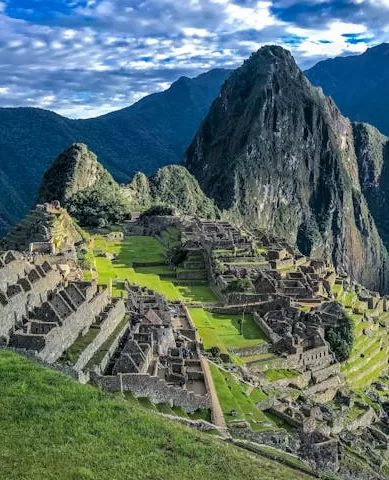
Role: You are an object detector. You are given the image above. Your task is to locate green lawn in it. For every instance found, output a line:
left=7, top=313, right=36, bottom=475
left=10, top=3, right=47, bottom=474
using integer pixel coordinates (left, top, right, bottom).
left=94, top=235, right=167, bottom=263
left=92, top=235, right=217, bottom=304
left=188, top=308, right=268, bottom=352
left=264, top=369, right=299, bottom=382
left=0, top=351, right=312, bottom=480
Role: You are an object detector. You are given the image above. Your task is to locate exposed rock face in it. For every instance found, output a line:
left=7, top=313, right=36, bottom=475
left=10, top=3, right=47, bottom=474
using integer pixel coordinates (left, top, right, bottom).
left=185, top=46, right=389, bottom=292
left=353, top=123, right=389, bottom=250
left=37, top=143, right=102, bottom=204
left=125, top=165, right=219, bottom=219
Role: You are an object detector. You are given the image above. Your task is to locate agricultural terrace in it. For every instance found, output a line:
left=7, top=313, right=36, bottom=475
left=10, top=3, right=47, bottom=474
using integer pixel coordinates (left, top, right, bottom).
left=91, top=234, right=218, bottom=304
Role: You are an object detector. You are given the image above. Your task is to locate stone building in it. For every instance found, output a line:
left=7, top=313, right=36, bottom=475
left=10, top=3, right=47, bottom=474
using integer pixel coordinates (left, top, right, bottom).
left=92, top=283, right=211, bottom=413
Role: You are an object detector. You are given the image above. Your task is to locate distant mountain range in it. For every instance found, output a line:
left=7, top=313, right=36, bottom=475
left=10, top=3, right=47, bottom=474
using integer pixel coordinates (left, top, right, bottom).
left=305, top=43, right=389, bottom=136
left=0, top=68, right=230, bottom=236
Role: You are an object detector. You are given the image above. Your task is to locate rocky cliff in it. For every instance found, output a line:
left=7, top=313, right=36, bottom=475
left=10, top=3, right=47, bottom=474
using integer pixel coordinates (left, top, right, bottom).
left=353, top=122, right=389, bottom=251
left=185, top=46, right=389, bottom=292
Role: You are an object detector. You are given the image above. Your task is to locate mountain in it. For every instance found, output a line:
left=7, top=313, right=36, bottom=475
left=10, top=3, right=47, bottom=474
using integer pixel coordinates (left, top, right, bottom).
left=0, top=68, right=230, bottom=236
left=125, top=166, right=219, bottom=219
left=185, top=45, right=389, bottom=292
left=35, top=143, right=217, bottom=228
left=305, top=43, right=389, bottom=136
left=36, top=143, right=131, bottom=228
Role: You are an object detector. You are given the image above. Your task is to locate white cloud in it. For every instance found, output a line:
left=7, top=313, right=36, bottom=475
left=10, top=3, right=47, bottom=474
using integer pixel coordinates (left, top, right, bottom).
left=0, top=0, right=385, bottom=117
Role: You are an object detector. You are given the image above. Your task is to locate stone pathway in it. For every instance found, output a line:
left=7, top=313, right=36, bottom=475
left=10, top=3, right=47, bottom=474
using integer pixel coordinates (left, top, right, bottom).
left=201, top=356, right=226, bottom=428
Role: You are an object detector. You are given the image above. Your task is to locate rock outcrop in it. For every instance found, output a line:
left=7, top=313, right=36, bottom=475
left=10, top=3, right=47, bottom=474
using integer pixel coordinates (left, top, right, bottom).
left=185, top=45, right=389, bottom=292
left=353, top=123, right=389, bottom=250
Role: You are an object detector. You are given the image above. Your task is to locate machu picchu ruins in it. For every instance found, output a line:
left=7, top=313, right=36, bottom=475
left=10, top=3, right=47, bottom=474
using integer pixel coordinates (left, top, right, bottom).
left=4, top=203, right=389, bottom=479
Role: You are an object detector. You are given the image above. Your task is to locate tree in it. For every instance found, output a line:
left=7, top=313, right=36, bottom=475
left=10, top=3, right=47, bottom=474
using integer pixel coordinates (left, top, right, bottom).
left=224, top=278, right=254, bottom=294
left=325, top=313, right=353, bottom=362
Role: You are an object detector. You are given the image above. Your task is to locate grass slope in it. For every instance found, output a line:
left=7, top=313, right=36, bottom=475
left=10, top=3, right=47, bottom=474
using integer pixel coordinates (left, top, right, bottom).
left=93, top=235, right=217, bottom=303
left=189, top=308, right=267, bottom=352
left=0, top=351, right=311, bottom=480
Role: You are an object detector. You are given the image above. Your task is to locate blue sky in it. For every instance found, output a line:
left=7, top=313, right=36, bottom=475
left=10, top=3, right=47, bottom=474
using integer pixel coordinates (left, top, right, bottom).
left=0, top=0, right=387, bottom=118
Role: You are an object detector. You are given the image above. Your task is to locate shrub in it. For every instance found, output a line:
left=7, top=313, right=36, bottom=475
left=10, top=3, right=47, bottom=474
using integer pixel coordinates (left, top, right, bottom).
left=224, top=278, right=254, bottom=293
left=139, top=205, right=176, bottom=218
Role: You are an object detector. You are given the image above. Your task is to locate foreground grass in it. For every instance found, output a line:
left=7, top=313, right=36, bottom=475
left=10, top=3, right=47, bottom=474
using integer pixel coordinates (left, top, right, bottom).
left=0, top=351, right=310, bottom=480
left=93, top=235, right=217, bottom=303
left=189, top=308, right=268, bottom=352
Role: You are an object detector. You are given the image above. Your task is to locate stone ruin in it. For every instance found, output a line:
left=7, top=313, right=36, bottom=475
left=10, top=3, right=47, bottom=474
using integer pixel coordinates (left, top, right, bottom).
left=91, top=282, right=211, bottom=413
left=0, top=250, right=126, bottom=366
left=179, top=219, right=337, bottom=307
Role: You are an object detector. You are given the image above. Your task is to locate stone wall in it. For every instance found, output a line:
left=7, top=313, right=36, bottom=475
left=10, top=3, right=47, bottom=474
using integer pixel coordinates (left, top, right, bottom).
left=93, top=372, right=210, bottom=413
left=0, top=268, right=62, bottom=342
left=0, top=257, right=30, bottom=291
left=74, top=299, right=126, bottom=370
left=311, top=364, right=340, bottom=384
left=227, top=293, right=267, bottom=304
left=252, top=312, right=279, bottom=343
left=176, top=270, right=207, bottom=280
left=230, top=342, right=270, bottom=357
left=38, top=286, right=110, bottom=363
left=93, top=321, right=129, bottom=374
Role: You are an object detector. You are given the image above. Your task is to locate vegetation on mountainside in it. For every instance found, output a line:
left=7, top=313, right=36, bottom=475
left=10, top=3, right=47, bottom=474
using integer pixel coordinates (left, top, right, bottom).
left=139, top=205, right=176, bottom=218
left=67, top=176, right=131, bottom=228
left=0, top=351, right=315, bottom=480
left=127, top=165, right=219, bottom=219
left=37, top=144, right=132, bottom=228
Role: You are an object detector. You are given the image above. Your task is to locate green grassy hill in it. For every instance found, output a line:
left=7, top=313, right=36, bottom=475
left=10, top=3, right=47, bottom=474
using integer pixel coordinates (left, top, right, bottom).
left=0, top=351, right=313, bottom=480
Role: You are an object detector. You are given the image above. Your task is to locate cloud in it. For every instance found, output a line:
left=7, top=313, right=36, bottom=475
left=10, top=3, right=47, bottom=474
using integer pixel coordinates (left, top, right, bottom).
left=0, top=0, right=386, bottom=117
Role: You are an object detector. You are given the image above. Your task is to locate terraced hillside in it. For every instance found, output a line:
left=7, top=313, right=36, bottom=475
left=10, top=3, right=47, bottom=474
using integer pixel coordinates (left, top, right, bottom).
left=331, top=281, right=389, bottom=389
left=0, top=203, right=84, bottom=252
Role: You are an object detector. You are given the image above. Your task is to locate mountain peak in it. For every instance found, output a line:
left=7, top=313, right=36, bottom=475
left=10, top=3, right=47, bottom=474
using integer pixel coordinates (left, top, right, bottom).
left=185, top=45, right=389, bottom=292
left=364, top=42, right=389, bottom=56
left=36, top=143, right=100, bottom=205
